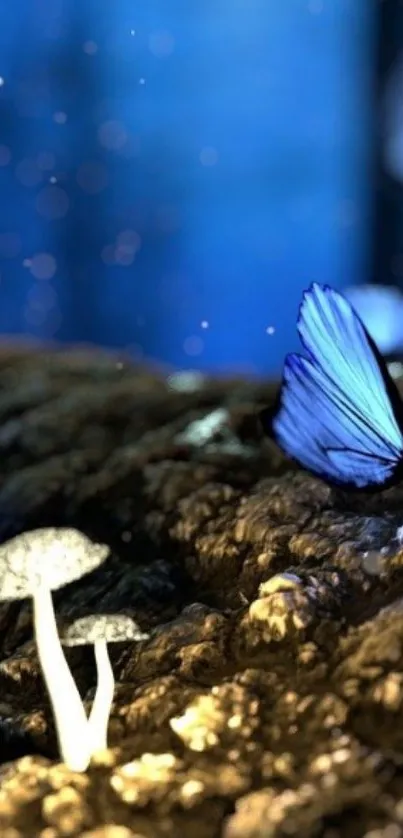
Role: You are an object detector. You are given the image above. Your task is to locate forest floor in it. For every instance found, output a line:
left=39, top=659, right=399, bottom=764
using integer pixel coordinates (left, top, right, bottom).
left=0, top=344, right=403, bottom=838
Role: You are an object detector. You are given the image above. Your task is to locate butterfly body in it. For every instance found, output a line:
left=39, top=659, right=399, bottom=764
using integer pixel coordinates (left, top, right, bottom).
left=260, top=284, right=403, bottom=491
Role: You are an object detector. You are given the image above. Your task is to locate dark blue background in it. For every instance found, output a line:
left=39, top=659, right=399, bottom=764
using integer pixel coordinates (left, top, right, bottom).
left=0, top=0, right=374, bottom=375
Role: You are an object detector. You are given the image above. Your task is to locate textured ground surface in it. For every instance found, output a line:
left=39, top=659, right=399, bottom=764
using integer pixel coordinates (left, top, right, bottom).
left=0, top=345, right=403, bottom=837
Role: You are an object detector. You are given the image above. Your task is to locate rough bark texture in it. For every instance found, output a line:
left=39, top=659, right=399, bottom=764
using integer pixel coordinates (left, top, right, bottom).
left=0, top=344, right=403, bottom=837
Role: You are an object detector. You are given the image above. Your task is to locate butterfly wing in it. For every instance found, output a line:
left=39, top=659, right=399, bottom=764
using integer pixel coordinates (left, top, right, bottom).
left=261, top=283, right=403, bottom=489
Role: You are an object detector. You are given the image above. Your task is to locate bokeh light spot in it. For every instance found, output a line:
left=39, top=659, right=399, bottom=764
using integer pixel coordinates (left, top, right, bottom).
left=199, top=146, right=218, bottom=167
left=308, top=0, right=323, bottom=12
left=115, top=246, right=135, bottom=266
left=98, top=120, right=128, bottom=151
left=37, top=151, right=55, bottom=171
left=53, top=111, right=67, bottom=124
left=0, top=146, right=11, bottom=166
left=0, top=233, right=21, bottom=258
left=76, top=161, right=108, bottom=194
left=36, top=186, right=70, bottom=219
left=117, top=229, right=141, bottom=250
left=148, top=30, right=175, bottom=58
left=29, top=252, right=57, bottom=280
left=15, top=158, right=42, bottom=187
left=336, top=199, right=357, bottom=228
left=25, top=302, right=61, bottom=334
left=83, top=40, right=98, bottom=55
left=15, top=79, right=49, bottom=118
left=101, top=245, right=115, bottom=265
left=155, top=204, right=180, bottom=233
left=184, top=335, right=204, bottom=357
left=24, top=283, right=61, bottom=335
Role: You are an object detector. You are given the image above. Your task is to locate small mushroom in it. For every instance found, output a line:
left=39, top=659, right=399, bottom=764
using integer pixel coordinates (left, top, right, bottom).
left=62, top=613, right=149, bottom=754
left=0, top=527, right=109, bottom=772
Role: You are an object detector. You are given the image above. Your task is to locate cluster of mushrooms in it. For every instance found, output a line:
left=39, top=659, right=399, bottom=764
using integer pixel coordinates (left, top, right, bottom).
left=0, top=527, right=149, bottom=772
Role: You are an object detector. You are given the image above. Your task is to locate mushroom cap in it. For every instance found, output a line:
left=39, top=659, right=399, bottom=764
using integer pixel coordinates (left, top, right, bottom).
left=61, top=613, right=150, bottom=646
left=0, top=528, right=109, bottom=600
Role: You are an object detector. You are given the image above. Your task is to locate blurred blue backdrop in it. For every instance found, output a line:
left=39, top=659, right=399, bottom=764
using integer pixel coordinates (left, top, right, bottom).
left=0, top=0, right=375, bottom=375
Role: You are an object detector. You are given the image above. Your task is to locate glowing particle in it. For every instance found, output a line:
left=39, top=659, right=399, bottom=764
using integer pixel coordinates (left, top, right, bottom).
left=266, top=325, right=275, bottom=335
left=201, top=320, right=209, bottom=329
left=139, top=78, right=145, bottom=85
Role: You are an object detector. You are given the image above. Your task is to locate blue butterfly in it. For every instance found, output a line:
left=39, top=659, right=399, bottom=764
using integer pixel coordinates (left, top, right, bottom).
left=260, top=283, right=403, bottom=490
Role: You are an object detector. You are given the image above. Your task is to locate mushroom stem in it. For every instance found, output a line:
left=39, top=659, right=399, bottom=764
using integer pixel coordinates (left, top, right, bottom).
left=88, top=639, right=114, bottom=753
left=32, top=585, right=90, bottom=772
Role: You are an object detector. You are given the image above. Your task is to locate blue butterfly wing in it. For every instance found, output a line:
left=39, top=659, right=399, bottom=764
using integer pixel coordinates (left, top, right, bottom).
left=262, top=283, right=403, bottom=489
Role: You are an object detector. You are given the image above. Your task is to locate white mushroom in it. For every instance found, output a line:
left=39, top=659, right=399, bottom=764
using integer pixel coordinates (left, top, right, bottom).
left=62, top=613, right=149, bottom=755
left=0, top=527, right=109, bottom=772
